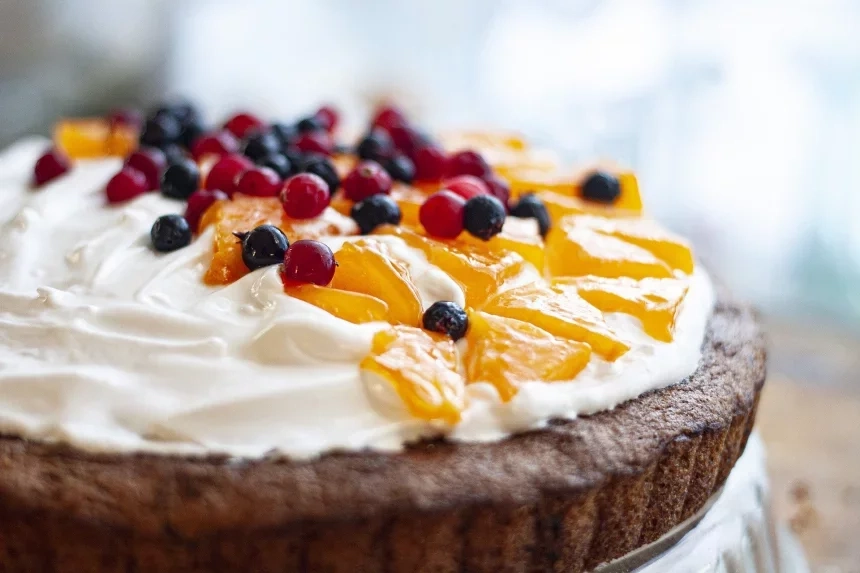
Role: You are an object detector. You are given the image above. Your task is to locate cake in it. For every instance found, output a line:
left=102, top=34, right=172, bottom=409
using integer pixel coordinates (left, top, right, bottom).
left=0, top=103, right=765, bottom=572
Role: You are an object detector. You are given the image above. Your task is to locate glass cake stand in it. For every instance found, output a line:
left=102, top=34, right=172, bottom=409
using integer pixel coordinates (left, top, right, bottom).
left=596, top=433, right=808, bottom=573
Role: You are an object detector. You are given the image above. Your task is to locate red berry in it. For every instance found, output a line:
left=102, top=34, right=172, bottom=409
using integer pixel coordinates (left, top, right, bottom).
left=281, top=173, right=330, bottom=219
left=385, top=124, right=425, bottom=155
left=371, top=105, right=407, bottom=131
left=125, top=148, right=166, bottom=191
left=33, top=148, right=71, bottom=186
left=204, top=154, right=253, bottom=196
left=315, top=105, right=339, bottom=132
left=108, top=108, right=142, bottom=129
left=342, top=161, right=392, bottom=202
left=419, top=190, right=466, bottom=239
left=191, top=131, right=239, bottom=161
left=412, top=145, right=448, bottom=182
left=185, top=189, right=228, bottom=232
left=447, top=149, right=491, bottom=178
left=483, top=174, right=511, bottom=211
left=224, top=112, right=264, bottom=139
left=283, top=240, right=336, bottom=286
left=235, top=166, right=281, bottom=197
left=105, top=167, right=148, bottom=204
left=294, top=130, right=333, bottom=155
left=442, top=175, right=490, bottom=200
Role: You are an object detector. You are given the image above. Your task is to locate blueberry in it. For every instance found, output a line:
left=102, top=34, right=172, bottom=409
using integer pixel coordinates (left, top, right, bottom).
left=463, top=194, right=506, bottom=241
left=153, top=99, right=200, bottom=126
left=384, top=154, right=415, bottom=184
left=296, top=116, right=325, bottom=133
left=422, top=301, right=469, bottom=341
left=581, top=171, right=621, bottom=204
left=270, top=122, right=298, bottom=148
left=509, top=193, right=551, bottom=237
left=151, top=214, right=192, bottom=252
left=256, top=153, right=294, bottom=179
left=178, top=118, right=206, bottom=150
left=139, top=114, right=181, bottom=148
left=236, top=224, right=289, bottom=270
left=356, top=129, right=394, bottom=162
left=159, top=143, right=189, bottom=166
left=300, top=154, right=341, bottom=193
left=333, top=143, right=353, bottom=155
left=350, top=194, right=402, bottom=234
left=243, top=130, right=282, bottom=161
left=161, top=159, right=200, bottom=200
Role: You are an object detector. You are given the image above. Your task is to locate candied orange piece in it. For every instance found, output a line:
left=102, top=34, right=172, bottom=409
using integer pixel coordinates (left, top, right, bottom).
left=391, top=184, right=431, bottom=227
left=285, top=283, right=389, bottom=324
left=106, top=124, right=137, bottom=157
left=572, top=215, right=694, bottom=274
left=360, top=326, right=465, bottom=423
left=461, top=231, right=544, bottom=271
left=465, top=311, right=591, bottom=401
left=54, top=119, right=111, bottom=159
left=545, top=221, right=673, bottom=280
left=330, top=241, right=423, bottom=326
left=483, top=282, right=629, bottom=360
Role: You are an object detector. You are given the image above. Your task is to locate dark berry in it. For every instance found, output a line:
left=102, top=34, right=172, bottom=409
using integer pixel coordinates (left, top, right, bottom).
left=356, top=129, right=394, bottom=162
left=299, top=154, right=340, bottom=193
left=204, top=154, right=252, bottom=196
left=384, top=154, right=415, bottom=184
left=185, top=189, right=228, bottom=232
left=443, top=175, right=489, bottom=200
left=105, top=167, right=148, bottom=204
left=483, top=175, right=511, bottom=211
left=422, top=301, right=469, bottom=341
left=161, top=158, right=200, bottom=199
left=283, top=240, right=336, bottom=286
left=125, top=147, right=166, bottom=191
left=343, top=161, right=392, bottom=202
left=139, top=114, right=181, bottom=148
left=412, top=145, right=448, bottom=182
left=351, top=194, right=402, bottom=234
left=281, top=173, right=330, bottom=219
left=463, top=194, right=506, bottom=241
left=160, top=143, right=189, bottom=166
left=333, top=143, right=353, bottom=155
left=151, top=214, right=192, bottom=252
left=581, top=171, right=621, bottom=204
left=153, top=99, right=200, bottom=126
left=295, top=130, right=333, bottom=155
left=315, top=105, right=339, bottom=132
left=235, top=166, right=281, bottom=197
left=224, top=112, right=264, bottom=139
left=270, top=122, right=298, bottom=149
left=447, top=149, right=491, bottom=178
left=33, top=148, right=70, bottom=186
left=242, top=129, right=282, bottom=161
left=191, top=131, right=239, bottom=160
left=296, top=115, right=326, bottom=133
left=510, top=193, right=551, bottom=237
left=419, top=190, right=466, bottom=239
left=256, top=153, right=294, bottom=179
left=178, top=118, right=206, bottom=149
left=237, top=224, right=289, bottom=270
left=108, top=108, right=142, bottom=129
left=371, top=105, right=407, bottom=131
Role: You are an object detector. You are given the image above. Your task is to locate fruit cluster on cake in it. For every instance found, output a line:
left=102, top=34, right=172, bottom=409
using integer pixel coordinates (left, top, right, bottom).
left=0, top=101, right=765, bottom=572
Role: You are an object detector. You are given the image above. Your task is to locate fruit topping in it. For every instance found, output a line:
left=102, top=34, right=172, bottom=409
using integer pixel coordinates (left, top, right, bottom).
left=419, top=190, right=465, bottom=239
left=53, top=119, right=115, bottom=159
left=235, top=166, right=281, bottom=197
left=447, top=149, right=491, bottom=179
left=125, top=147, right=166, bottom=191
left=343, top=160, right=392, bottom=201
left=151, top=214, right=192, bottom=252
left=422, top=301, right=469, bottom=340
left=204, top=154, right=253, bottom=196
left=283, top=240, right=337, bottom=285
left=160, top=144, right=189, bottom=166
left=270, top=122, right=299, bottom=149
left=360, top=326, right=464, bottom=423
left=139, top=114, right=181, bottom=148
left=371, top=104, right=408, bottom=131
left=463, top=194, right=506, bottom=241
left=299, top=154, right=341, bottom=193
left=296, top=115, right=326, bottom=133
left=509, top=193, right=551, bottom=237
left=237, top=224, right=289, bottom=270
left=483, top=174, right=511, bottom=209
left=191, top=131, right=240, bottom=161
left=224, top=112, right=264, bottom=139
left=105, top=167, right=148, bottom=204
left=161, top=158, right=200, bottom=199
left=443, top=174, right=490, bottom=200
left=412, top=145, right=448, bottom=182
left=580, top=171, right=621, bottom=204
left=108, top=108, right=143, bottom=129
left=315, top=105, right=339, bottom=132
left=33, top=148, right=70, bottom=186
left=285, top=283, right=389, bottom=324
left=242, top=129, right=282, bottom=161
left=383, top=154, right=415, bottom=184
left=185, top=189, right=228, bottom=232
left=295, top=130, right=334, bottom=156
left=281, top=173, right=331, bottom=219
left=356, top=129, right=394, bottom=162
left=464, top=311, right=591, bottom=401
left=256, top=153, right=295, bottom=179
left=351, top=194, right=402, bottom=234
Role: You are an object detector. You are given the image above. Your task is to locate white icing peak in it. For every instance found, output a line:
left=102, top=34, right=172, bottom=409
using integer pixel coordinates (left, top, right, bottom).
left=0, top=138, right=715, bottom=459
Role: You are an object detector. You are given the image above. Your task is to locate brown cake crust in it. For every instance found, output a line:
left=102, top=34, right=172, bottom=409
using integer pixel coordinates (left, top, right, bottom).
left=0, top=293, right=765, bottom=573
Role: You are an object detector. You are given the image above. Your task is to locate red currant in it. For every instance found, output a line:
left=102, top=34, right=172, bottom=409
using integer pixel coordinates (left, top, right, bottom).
left=224, top=112, right=264, bottom=139
left=108, top=108, right=142, bottom=129
left=185, top=189, right=228, bottom=232
left=33, top=148, right=71, bottom=187
left=412, top=145, right=448, bottom=182
left=342, top=161, right=392, bottom=202
left=105, top=166, right=148, bottom=204
left=483, top=174, right=511, bottom=211
left=281, top=173, right=330, bottom=219
left=419, top=190, right=466, bottom=239
left=385, top=124, right=426, bottom=156
left=315, top=105, right=339, bottom=132
left=294, top=130, right=334, bottom=155
left=442, top=175, right=489, bottom=200
left=125, top=147, right=166, bottom=191
left=371, top=104, right=407, bottom=131
left=235, top=166, right=281, bottom=197
left=283, top=240, right=336, bottom=286
left=447, top=149, right=491, bottom=178
left=204, top=154, right=253, bottom=196
left=191, top=131, right=239, bottom=161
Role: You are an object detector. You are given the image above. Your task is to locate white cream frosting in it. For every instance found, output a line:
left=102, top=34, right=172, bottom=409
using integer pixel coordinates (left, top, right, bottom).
left=0, top=138, right=714, bottom=459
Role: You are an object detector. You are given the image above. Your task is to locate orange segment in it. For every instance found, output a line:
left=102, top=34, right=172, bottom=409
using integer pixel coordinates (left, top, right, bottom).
left=465, top=312, right=591, bottom=401
left=545, top=220, right=673, bottom=280
left=54, top=119, right=111, bottom=159
left=361, top=326, right=465, bottom=424
left=391, top=184, right=430, bottom=227
left=285, top=283, right=389, bottom=324
left=330, top=241, right=423, bottom=326
left=106, top=124, right=137, bottom=157
left=483, top=282, right=630, bottom=360
left=554, top=276, right=689, bottom=342
left=460, top=231, right=544, bottom=271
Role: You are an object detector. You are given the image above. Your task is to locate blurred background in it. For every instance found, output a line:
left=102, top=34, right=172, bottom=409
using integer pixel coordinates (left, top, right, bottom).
left=1, top=0, right=858, bottom=569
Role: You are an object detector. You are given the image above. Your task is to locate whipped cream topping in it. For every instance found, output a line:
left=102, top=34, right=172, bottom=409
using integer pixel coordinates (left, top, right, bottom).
left=0, top=138, right=715, bottom=459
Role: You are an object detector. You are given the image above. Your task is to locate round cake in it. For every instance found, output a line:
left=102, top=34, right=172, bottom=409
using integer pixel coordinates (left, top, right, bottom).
left=0, top=104, right=765, bottom=572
